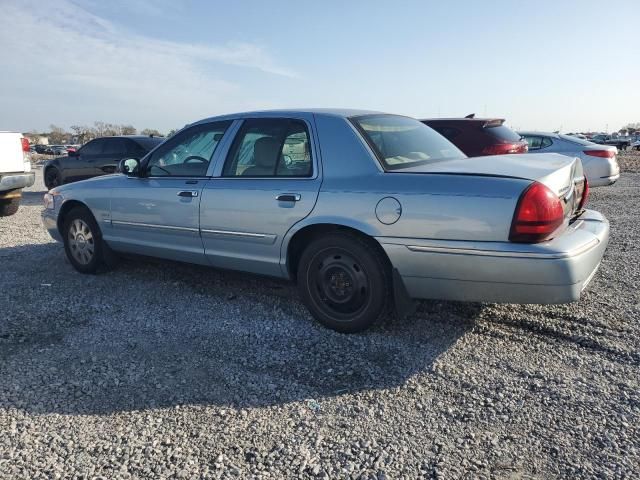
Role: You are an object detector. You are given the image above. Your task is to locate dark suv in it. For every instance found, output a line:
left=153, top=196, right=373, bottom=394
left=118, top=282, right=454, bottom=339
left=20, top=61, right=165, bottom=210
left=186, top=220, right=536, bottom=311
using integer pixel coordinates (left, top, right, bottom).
left=44, top=135, right=164, bottom=189
left=422, top=117, right=528, bottom=157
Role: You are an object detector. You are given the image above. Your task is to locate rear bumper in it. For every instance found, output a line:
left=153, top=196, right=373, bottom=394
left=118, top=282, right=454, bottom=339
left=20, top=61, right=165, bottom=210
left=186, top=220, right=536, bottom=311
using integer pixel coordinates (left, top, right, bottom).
left=377, top=209, right=609, bottom=304
left=0, top=172, right=35, bottom=193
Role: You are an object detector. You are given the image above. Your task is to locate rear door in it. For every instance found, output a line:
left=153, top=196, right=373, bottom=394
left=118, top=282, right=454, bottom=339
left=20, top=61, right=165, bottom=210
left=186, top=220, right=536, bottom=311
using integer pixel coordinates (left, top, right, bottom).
left=200, top=116, right=322, bottom=277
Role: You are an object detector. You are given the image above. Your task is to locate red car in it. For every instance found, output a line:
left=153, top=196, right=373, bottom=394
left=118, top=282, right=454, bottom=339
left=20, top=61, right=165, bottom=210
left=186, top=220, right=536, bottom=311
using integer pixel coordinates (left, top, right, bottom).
left=422, top=115, right=528, bottom=157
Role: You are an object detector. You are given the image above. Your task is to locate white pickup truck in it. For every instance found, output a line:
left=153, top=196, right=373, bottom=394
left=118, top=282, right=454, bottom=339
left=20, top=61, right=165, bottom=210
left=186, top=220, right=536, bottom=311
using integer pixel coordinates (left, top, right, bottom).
left=0, top=132, right=35, bottom=216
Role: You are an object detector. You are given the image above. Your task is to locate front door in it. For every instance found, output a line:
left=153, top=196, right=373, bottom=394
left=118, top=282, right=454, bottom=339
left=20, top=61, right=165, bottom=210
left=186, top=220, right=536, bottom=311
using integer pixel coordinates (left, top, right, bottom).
left=108, top=121, right=233, bottom=265
left=200, top=117, right=321, bottom=277
left=64, top=138, right=105, bottom=182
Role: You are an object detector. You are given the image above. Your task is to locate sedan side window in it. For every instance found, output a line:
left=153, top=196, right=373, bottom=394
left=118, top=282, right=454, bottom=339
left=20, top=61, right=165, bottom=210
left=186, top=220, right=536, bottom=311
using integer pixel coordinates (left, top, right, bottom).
left=223, top=119, right=312, bottom=177
left=524, top=136, right=543, bottom=150
left=145, top=121, right=231, bottom=177
left=80, top=139, right=105, bottom=155
left=102, top=138, right=127, bottom=155
left=540, top=137, right=553, bottom=149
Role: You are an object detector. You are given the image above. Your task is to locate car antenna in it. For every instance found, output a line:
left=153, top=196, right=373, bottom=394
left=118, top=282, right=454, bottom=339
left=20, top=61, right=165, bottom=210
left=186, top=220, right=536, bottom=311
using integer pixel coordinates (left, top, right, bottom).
left=465, top=113, right=475, bottom=119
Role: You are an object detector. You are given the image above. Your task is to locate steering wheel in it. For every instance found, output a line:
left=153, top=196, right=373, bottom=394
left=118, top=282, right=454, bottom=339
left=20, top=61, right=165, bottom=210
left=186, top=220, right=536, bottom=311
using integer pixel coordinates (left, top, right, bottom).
left=183, top=155, right=208, bottom=164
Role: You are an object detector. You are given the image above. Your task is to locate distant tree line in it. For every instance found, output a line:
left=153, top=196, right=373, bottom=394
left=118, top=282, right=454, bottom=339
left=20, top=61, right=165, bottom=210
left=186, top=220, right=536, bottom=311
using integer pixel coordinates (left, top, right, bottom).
left=26, top=122, right=170, bottom=145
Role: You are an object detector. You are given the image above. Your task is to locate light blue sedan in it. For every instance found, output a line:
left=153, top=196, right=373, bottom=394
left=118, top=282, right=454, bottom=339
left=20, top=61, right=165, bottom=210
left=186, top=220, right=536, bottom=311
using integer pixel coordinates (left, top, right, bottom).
left=43, top=109, right=608, bottom=332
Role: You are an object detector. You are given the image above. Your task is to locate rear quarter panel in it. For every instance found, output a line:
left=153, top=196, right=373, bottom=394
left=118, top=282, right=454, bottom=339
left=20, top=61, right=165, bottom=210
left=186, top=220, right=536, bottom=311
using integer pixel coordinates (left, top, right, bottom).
left=309, top=172, right=529, bottom=241
left=291, top=114, right=530, bottom=243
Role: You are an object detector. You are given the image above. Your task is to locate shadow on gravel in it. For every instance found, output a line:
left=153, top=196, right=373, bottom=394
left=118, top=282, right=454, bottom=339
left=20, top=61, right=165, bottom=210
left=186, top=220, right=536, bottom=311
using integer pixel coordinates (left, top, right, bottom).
left=0, top=243, right=477, bottom=415
left=19, top=191, right=47, bottom=207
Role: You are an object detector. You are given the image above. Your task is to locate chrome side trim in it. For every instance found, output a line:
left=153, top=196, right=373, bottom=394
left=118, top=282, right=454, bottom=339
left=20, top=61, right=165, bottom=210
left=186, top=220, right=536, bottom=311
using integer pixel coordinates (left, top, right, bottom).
left=406, top=239, right=599, bottom=260
left=111, top=220, right=199, bottom=233
left=200, top=228, right=267, bottom=239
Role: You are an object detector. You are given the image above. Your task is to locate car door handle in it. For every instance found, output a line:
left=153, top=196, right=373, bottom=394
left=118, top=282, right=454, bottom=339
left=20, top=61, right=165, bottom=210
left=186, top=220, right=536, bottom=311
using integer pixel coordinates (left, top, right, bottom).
left=177, top=190, right=199, bottom=198
left=276, top=193, right=301, bottom=202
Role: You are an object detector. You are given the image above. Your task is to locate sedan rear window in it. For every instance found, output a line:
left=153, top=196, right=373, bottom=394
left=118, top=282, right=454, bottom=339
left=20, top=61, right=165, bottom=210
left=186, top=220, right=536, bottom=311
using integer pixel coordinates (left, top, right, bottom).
left=352, top=115, right=465, bottom=170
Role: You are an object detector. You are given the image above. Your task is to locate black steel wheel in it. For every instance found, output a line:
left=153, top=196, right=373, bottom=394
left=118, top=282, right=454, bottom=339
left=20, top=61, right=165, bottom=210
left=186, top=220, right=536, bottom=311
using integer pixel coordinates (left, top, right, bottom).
left=44, top=167, right=62, bottom=190
left=298, top=232, right=391, bottom=333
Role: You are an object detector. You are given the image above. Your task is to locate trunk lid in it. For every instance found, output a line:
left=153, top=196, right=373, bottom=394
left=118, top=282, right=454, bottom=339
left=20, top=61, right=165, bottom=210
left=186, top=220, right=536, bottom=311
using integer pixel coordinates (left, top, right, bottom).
left=398, top=152, right=587, bottom=228
left=397, top=152, right=583, bottom=197
left=0, top=132, right=29, bottom=174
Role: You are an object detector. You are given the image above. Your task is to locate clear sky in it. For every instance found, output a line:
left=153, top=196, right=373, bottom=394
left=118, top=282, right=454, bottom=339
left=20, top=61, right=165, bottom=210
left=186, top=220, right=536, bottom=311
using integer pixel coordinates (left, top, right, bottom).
left=1, top=0, right=637, bottom=134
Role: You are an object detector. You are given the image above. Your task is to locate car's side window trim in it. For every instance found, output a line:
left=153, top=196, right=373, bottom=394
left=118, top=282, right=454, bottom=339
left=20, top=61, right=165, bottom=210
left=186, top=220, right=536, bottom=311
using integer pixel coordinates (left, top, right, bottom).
left=212, top=117, right=319, bottom=180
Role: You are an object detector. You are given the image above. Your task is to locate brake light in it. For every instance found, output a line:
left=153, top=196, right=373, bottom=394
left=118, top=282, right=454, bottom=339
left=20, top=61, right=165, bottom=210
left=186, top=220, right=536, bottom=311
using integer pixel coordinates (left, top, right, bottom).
left=578, top=176, right=589, bottom=210
left=584, top=150, right=615, bottom=158
left=21, top=137, right=30, bottom=152
left=482, top=143, right=528, bottom=155
left=510, top=182, right=564, bottom=243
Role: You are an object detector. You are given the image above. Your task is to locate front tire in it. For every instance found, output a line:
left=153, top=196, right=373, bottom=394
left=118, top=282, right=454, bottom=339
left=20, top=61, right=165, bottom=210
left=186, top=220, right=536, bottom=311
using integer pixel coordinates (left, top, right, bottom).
left=44, top=167, right=62, bottom=190
left=63, top=206, right=104, bottom=273
left=297, top=232, right=391, bottom=333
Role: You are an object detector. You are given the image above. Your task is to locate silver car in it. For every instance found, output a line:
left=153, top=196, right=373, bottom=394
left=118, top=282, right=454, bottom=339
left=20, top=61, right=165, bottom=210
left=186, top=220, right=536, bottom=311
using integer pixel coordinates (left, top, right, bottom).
left=42, top=110, right=609, bottom=332
left=519, top=131, right=620, bottom=187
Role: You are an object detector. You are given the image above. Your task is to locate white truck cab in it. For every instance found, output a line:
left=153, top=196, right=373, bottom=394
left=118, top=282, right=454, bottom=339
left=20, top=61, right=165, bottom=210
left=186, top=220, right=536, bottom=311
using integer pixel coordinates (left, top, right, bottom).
left=0, top=131, right=35, bottom=216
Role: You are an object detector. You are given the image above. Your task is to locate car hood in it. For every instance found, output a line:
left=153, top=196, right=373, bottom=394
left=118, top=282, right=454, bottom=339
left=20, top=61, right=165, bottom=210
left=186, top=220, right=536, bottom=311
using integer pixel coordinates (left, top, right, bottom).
left=397, top=153, right=584, bottom=197
left=51, top=173, right=122, bottom=194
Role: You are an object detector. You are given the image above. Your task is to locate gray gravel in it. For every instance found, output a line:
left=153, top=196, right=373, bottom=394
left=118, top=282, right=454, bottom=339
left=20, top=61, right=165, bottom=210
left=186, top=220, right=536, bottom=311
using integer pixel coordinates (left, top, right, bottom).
left=1, top=157, right=639, bottom=479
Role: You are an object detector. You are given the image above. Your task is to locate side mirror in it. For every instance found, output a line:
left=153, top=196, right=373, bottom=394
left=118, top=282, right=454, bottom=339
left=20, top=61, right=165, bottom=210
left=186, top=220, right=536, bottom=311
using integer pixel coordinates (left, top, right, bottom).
left=119, top=158, right=141, bottom=176
left=67, top=150, right=79, bottom=157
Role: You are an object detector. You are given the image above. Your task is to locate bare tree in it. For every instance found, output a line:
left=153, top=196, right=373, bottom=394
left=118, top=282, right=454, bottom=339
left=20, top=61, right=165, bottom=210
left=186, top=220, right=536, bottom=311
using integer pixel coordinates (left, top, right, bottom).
left=141, top=128, right=162, bottom=137
left=121, top=125, right=137, bottom=135
left=48, top=124, right=68, bottom=144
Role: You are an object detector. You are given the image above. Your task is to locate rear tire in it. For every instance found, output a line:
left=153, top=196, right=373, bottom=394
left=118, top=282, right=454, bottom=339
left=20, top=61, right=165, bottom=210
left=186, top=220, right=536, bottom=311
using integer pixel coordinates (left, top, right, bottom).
left=0, top=198, right=20, bottom=217
left=297, top=232, right=391, bottom=333
left=62, top=206, right=104, bottom=274
left=44, top=167, right=62, bottom=190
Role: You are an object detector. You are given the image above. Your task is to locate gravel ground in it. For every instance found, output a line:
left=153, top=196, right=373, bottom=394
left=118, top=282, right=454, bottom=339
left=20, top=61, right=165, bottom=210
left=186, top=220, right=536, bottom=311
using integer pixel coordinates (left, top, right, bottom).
left=1, top=154, right=639, bottom=479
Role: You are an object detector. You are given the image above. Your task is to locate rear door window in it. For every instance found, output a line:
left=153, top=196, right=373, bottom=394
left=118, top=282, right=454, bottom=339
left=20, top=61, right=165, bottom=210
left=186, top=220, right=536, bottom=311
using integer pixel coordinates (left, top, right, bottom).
left=223, top=119, right=312, bottom=177
left=524, top=136, right=543, bottom=150
left=102, top=138, right=128, bottom=155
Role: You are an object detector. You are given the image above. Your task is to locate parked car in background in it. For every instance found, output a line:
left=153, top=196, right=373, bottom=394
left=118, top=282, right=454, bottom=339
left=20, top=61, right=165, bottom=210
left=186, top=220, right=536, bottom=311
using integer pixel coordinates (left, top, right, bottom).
left=632, top=139, right=640, bottom=151
left=590, top=134, right=631, bottom=151
left=43, top=135, right=164, bottom=189
left=0, top=132, right=34, bottom=216
left=421, top=116, right=528, bottom=157
left=42, top=109, right=607, bottom=333
left=519, top=132, right=619, bottom=186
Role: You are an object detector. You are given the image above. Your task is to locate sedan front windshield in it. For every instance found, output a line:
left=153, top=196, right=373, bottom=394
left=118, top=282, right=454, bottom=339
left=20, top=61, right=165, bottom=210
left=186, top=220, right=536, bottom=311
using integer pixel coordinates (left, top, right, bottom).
left=352, top=114, right=466, bottom=170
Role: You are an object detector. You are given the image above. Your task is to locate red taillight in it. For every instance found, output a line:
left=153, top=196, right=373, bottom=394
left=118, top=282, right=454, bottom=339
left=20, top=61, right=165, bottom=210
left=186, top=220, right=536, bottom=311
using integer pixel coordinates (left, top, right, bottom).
left=482, top=142, right=528, bottom=155
left=578, top=176, right=589, bottom=210
left=21, top=137, right=30, bottom=152
left=510, top=182, right=564, bottom=243
left=584, top=150, right=614, bottom=158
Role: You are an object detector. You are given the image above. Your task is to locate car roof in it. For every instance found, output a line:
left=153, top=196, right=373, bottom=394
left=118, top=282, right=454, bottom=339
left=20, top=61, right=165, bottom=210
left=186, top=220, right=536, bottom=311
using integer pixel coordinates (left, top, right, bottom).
left=193, top=108, right=385, bottom=124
